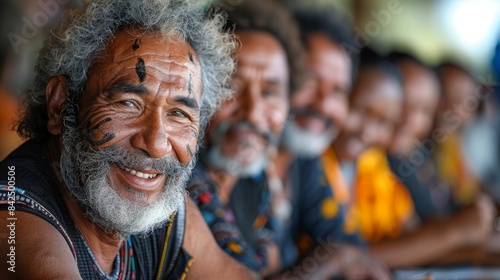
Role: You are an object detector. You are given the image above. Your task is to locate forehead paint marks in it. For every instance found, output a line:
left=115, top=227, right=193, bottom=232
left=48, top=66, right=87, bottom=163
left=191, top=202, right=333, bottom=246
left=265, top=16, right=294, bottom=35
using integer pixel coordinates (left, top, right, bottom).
left=188, top=52, right=194, bottom=64
left=136, top=58, right=146, bottom=83
left=188, top=73, right=192, bottom=96
left=132, top=39, right=140, bottom=51
left=85, top=118, right=116, bottom=146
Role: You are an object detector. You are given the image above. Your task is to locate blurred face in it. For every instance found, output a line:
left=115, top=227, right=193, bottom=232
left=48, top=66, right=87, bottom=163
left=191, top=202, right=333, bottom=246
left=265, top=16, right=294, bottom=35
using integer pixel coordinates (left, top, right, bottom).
left=59, top=28, right=201, bottom=236
left=282, top=33, right=351, bottom=157
left=390, top=61, right=440, bottom=155
left=438, top=67, right=477, bottom=126
left=334, top=69, right=403, bottom=162
left=206, top=31, right=289, bottom=176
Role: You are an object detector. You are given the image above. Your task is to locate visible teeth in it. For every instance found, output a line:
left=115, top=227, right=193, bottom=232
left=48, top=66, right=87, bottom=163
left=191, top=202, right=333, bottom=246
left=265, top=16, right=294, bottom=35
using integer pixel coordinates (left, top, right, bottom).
left=120, top=166, right=158, bottom=179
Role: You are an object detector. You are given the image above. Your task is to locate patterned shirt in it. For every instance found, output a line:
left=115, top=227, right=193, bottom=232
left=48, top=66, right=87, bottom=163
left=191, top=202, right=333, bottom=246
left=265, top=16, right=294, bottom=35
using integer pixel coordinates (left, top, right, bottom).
left=187, top=163, right=276, bottom=272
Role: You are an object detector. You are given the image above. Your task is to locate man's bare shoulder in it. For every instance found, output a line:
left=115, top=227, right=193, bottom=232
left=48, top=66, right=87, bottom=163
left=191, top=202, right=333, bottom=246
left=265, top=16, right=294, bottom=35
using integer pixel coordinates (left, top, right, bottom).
left=0, top=210, right=82, bottom=279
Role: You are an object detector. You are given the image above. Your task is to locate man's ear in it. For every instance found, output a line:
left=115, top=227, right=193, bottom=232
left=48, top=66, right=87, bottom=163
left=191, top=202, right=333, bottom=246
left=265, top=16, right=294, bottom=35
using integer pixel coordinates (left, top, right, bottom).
left=46, top=75, right=69, bottom=136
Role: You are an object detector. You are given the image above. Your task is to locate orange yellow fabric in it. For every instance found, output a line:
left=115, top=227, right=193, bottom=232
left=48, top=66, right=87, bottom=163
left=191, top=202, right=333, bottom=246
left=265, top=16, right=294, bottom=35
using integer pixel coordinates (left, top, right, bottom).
left=435, top=131, right=479, bottom=205
left=321, top=147, right=358, bottom=235
left=321, top=146, right=415, bottom=244
left=354, top=147, right=414, bottom=243
left=321, top=147, right=350, bottom=204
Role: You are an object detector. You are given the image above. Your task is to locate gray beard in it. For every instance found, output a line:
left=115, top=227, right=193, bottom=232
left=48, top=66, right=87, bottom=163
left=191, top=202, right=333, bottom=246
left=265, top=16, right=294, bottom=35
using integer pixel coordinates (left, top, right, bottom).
left=281, top=120, right=337, bottom=158
left=204, top=121, right=275, bottom=178
left=59, top=121, right=192, bottom=237
left=205, top=144, right=268, bottom=178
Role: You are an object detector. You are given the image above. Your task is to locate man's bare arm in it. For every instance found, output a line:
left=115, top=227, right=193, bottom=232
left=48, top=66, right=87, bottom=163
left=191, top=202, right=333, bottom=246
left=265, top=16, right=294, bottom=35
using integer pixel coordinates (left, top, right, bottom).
left=428, top=231, right=500, bottom=266
left=183, top=198, right=258, bottom=280
left=369, top=194, right=496, bottom=268
left=272, top=244, right=390, bottom=280
left=0, top=211, right=82, bottom=279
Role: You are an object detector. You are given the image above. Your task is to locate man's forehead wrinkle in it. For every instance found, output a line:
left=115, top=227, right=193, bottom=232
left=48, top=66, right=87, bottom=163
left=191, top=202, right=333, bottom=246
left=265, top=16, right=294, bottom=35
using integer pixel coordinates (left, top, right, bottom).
left=138, top=64, right=196, bottom=86
left=158, top=79, right=201, bottom=98
left=157, top=78, right=198, bottom=92
left=153, top=72, right=191, bottom=88
left=110, top=51, right=200, bottom=75
left=107, top=34, right=196, bottom=60
left=96, top=57, right=198, bottom=85
left=99, top=62, right=196, bottom=88
left=111, top=51, right=196, bottom=63
left=238, top=55, right=271, bottom=70
left=237, top=64, right=286, bottom=85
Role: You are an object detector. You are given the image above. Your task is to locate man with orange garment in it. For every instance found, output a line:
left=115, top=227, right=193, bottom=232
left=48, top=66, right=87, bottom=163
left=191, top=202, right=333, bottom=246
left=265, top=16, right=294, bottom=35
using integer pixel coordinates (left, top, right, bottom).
left=329, top=49, right=496, bottom=269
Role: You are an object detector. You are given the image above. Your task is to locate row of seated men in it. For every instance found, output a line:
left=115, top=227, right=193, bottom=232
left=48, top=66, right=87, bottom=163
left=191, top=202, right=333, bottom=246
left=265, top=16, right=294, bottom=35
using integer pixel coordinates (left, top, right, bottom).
left=0, top=0, right=498, bottom=279
left=184, top=0, right=500, bottom=278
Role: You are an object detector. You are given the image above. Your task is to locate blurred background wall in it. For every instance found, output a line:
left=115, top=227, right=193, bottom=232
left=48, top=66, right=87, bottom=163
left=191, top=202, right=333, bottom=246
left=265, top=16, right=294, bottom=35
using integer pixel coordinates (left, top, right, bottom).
left=284, top=0, right=500, bottom=79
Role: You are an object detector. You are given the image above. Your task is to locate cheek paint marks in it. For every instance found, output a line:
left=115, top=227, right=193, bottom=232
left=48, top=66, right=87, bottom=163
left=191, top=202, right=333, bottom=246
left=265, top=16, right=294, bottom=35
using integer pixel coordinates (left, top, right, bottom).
left=188, top=52, right=194, bottom=64
left=136, top=58, right=146, bottom=83
left=85, top=117, right=116, bottom=146
left=190, top=129, right=198, bottom=139
left=186, top=144, right=195, bottom=161
left=132, top=39, right=140, bottom=51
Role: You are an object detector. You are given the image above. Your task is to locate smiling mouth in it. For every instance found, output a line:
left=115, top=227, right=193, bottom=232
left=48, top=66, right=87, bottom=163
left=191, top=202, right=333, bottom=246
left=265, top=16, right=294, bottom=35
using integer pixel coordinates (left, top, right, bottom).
left=116, top=164, right=160, bottom=179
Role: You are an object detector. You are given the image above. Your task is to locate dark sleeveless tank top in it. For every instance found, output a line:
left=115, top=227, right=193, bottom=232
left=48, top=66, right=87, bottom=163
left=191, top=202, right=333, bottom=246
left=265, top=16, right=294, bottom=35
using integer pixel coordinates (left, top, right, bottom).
left=0, top=141, right=192, bottom=279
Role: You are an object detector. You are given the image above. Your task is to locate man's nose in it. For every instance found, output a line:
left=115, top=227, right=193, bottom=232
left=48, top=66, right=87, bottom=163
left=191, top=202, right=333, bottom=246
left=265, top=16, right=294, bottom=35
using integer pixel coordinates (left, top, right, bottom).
left=360, top=119, right=379, bottom=147
left=240, top=84, right=267, bottom=128
left=130, top=110, right=172, bottom=158
left=311, top=83, right=330, bottom=116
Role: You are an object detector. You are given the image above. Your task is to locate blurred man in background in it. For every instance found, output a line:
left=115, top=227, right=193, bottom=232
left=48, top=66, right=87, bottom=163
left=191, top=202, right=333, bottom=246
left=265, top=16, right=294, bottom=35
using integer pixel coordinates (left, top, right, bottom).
left=331, top=48, right=408, bottom=247
left=274, top=7, right=388, bottom=280
left=434, top=62, right=482, bottom=206
left=387, top=52, right=452, bottom=222
left=188, top=0, right=303, bottom=276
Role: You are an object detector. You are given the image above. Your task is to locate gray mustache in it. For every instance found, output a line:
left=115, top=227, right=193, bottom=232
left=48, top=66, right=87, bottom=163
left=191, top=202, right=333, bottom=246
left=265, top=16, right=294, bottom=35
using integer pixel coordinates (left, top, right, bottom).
left=289, top=108, right=333, bottom=126
left=215, top=121, right=275, bottom=143
left=89, top=146, right=186, bottom=176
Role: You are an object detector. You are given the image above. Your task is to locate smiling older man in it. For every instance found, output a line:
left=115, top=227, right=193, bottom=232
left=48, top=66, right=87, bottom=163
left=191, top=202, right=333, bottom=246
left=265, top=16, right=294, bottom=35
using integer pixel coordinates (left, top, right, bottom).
left=0, top=0, right=255, bottom=279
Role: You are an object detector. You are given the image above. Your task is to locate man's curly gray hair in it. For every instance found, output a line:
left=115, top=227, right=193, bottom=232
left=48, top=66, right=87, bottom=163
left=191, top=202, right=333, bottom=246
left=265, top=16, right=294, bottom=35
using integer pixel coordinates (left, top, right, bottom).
left=17, top=0, right=236, bottom=141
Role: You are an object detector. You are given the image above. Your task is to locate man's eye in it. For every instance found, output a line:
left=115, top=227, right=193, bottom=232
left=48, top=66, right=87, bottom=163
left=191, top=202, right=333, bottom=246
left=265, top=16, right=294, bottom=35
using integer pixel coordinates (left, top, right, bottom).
left=119, top=100, right=137, bottom=108
left=169, top=110, right=188, bottom=118
left=263, top=90, right=280, bottom=97
left=330, top=89, right=344, bottom=97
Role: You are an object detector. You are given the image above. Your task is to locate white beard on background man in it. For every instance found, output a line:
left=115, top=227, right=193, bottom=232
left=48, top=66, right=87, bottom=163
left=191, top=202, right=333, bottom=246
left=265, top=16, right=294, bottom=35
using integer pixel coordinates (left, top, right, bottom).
left=281, top=108, right=338, bottom=157
left=205, top=121, right=278, bottom=178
